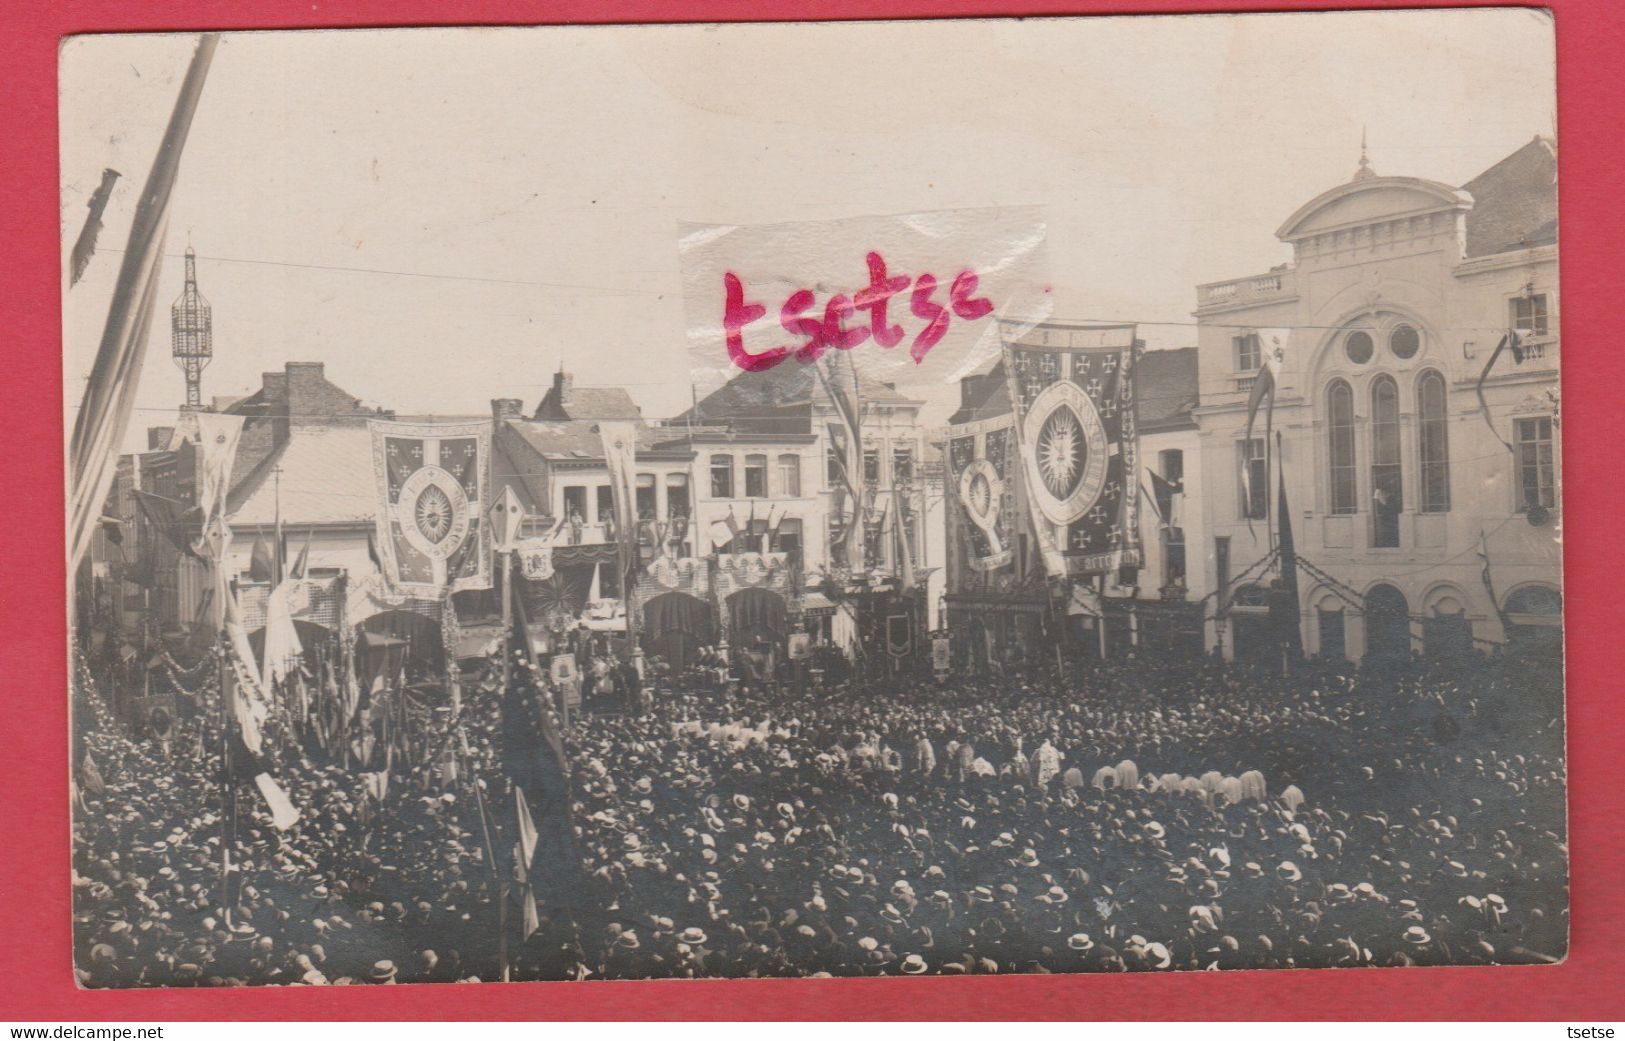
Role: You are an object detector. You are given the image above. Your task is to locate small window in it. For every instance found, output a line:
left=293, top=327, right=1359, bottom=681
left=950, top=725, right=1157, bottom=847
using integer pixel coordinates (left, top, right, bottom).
left=1345, top=330, right=1374, bottom=365
left=1389, top=324, right=1421, bottom=359
left=1511, top=293, right=1549, bottom=337
left=710, top=454, right=734, bottom=499
left=635, top=474, right=657, bottom=519
left=863, top=448, right=880, bottom=483
left=778, top=454, right=801, bottom=497
left=1234, top=333, right=1261, bottom=372
left=892, top=447, right=914, bottom=484
left=1514, top=417, right=1556, bottom=511
left=665, top=473, right=690, bottom=521
left=744, top=454, right=768, bottom=498
left=1237, top=438, right=1267, bottom=520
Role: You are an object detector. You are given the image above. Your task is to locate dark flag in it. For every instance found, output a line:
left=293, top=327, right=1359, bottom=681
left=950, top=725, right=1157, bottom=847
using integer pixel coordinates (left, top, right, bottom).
left=1475, top=330, right=1524, bottom=453
left=500, top=555, right=585, bottom=924
left=69, top=168, right=122, bottom=287
left=289, top=528, right=313, bottom=579
left=132, top=489, right=203, bottom=558
left=249, top=532, right=276, bottom=584
left=1271, top=452, right=1305, bottom=665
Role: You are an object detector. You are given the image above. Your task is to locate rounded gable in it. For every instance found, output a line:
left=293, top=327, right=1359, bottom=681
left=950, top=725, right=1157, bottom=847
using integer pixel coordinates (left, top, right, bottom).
left=1275, top=176, right=1473, bottom=243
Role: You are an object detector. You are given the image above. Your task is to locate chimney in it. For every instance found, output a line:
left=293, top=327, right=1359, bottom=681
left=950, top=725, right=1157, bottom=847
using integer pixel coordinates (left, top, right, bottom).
left=491, top=398, right=525, bottom=420
left=959, top=374, right=983, bottom=410
left=553, top=369, right=573, bottom=398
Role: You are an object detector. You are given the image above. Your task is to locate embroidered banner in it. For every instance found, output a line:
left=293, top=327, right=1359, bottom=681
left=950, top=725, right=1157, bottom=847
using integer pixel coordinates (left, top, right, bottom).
left=515, top=535, right=556, bottom=581
left=714, top=551, right=790, bottom=601
left=1003, top=324, right=1142, bottom=577
left=369, top=420, right=492, bottom=597
left=944, top=414, right=1016, bottom=572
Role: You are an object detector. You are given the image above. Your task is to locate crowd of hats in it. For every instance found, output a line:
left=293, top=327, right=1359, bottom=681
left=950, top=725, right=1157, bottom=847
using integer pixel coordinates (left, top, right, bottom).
left=72, top=652, right=1566, bottom=985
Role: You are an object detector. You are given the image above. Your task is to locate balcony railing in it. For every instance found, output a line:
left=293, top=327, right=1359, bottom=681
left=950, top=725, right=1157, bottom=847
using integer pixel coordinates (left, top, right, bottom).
left=1199, top=270, right=1294, bottom=307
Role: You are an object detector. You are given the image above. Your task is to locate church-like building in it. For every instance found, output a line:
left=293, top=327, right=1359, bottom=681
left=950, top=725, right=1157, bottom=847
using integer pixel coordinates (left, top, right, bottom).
left=1193, top=136, right=1561, bottom=664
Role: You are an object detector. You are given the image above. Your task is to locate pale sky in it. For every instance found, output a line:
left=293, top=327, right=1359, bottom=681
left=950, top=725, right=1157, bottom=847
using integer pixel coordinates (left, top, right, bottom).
left=60, top=10, right=1556, bottom=447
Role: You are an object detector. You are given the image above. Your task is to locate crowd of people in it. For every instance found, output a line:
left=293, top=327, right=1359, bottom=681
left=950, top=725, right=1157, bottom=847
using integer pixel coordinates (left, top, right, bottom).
left=71, top=645, right=1568, bottom=986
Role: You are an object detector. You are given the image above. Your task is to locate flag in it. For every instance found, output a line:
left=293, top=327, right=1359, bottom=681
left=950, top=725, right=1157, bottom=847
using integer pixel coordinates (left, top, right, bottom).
left=515, top=788, right=539, bottom=872
left=194, top=413, right=245, bottom=526
left=1067, top=583, right=1102, bottom=618
left=249, top=533, right=276, bottom=584
left=253, top=773, right=301, bottom=831
left=598, top=420, right=641, bottom=588
left=1475, top=330, right=1523, bottom=454
left=814, top=354, right=867, bottom=572
left=289, top=529, right=313, bottom=580
left=1003, top=324, right=1141, bottom=576
left=1243, top=329, right=1290, bottom=447
left=1148, top=469, right=1184, bottom=531
left=68, top=35, right=220, bottom=573
left=370, top=420, right=492, bottom=595
left=69, top=168, right=121, bottom=288
left=133, top=489, right=203, bottom=558
left=261, top=580, right=305, bottom=690
left=893, top=494, right=916, bottom=593
left=1272, top=456, right=1304, bottom=664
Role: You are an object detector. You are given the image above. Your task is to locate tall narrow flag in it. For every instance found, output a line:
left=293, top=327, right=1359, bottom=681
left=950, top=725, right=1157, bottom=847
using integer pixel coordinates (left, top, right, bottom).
left=1272, top=446, right=1304, bottom=665
left=1243, top=329, right=1290, bottom=447
left=68, top=35, right=219, bottom=572
left=598, top=421, right=641, bottom=585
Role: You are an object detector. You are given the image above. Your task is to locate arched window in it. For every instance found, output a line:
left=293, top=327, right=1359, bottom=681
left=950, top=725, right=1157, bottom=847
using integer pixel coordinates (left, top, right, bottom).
left=1417, top=370, right=1450, bottom=513
left=1327, top=379, right=1356, bottom=514
left=1371, top=376, right=1402, bottom=547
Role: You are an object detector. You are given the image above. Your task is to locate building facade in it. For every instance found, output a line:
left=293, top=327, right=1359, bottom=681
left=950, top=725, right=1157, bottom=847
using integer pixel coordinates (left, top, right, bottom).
left=1193, top=137, right=1561, bottom=664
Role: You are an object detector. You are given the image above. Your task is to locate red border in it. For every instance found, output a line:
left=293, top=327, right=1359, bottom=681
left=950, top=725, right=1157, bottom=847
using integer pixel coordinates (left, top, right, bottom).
left=5, top=0, right=1622, bottom=1022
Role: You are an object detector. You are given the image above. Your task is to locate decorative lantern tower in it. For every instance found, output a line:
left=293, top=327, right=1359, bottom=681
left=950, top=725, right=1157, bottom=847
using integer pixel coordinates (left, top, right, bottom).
left=171, top=247, right=212, bottom=407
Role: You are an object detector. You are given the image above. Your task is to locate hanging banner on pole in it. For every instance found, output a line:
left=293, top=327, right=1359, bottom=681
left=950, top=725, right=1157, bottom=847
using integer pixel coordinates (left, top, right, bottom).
left=944, top=415, right=1015, bottom=572
left=1003, top=323, right=1142, bottom=577
left=932, top=636, right=951, bottom=673
left=369, top=420, right=492, bottom=597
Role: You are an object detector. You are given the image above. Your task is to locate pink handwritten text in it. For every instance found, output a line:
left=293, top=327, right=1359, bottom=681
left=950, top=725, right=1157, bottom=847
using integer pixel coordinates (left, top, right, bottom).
left=723, top=252, right=995, bottom=372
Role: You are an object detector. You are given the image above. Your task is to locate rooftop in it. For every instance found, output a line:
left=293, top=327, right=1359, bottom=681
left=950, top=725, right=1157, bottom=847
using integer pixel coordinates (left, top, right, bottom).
left=226, top=425, right=377, bottom=527
left=1461, top=135, right=1558, bottom=258
left=946, top=347, right=1197, bottom=432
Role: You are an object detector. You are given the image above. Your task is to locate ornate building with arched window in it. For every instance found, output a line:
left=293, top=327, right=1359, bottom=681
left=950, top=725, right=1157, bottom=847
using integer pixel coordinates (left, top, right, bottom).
left=1192, top=137, right=1561, bottom=664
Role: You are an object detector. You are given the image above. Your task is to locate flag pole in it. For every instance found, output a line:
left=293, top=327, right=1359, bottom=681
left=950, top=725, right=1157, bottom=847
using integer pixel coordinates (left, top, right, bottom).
left=460, top=725, right=509, bottom=982
left=69, top=34, right=219, bottom=572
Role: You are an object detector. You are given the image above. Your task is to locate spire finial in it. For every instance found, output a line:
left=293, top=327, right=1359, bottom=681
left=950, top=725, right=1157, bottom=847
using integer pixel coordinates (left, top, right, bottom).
left=1354, top=126, right=1376, bottom=180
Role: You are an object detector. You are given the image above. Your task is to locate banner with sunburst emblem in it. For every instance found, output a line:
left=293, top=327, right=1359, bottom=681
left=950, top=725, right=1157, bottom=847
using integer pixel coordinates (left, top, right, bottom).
left=945, top=415, right=1015, bottom=572
left=370, top=420, right=492, bottom=597
left=1003, top=323, right=1141, bottom=577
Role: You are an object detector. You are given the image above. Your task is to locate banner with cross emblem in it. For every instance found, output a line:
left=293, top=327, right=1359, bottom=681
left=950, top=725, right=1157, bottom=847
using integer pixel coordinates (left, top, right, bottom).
left=1002, top=323, right=1142, bottom=577
left=369, top=420, right=493, bottom=597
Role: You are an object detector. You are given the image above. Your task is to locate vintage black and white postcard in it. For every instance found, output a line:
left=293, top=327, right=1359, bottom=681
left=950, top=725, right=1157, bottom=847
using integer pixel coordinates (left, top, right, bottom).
left=63, top=10, right=1564, bottom=986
